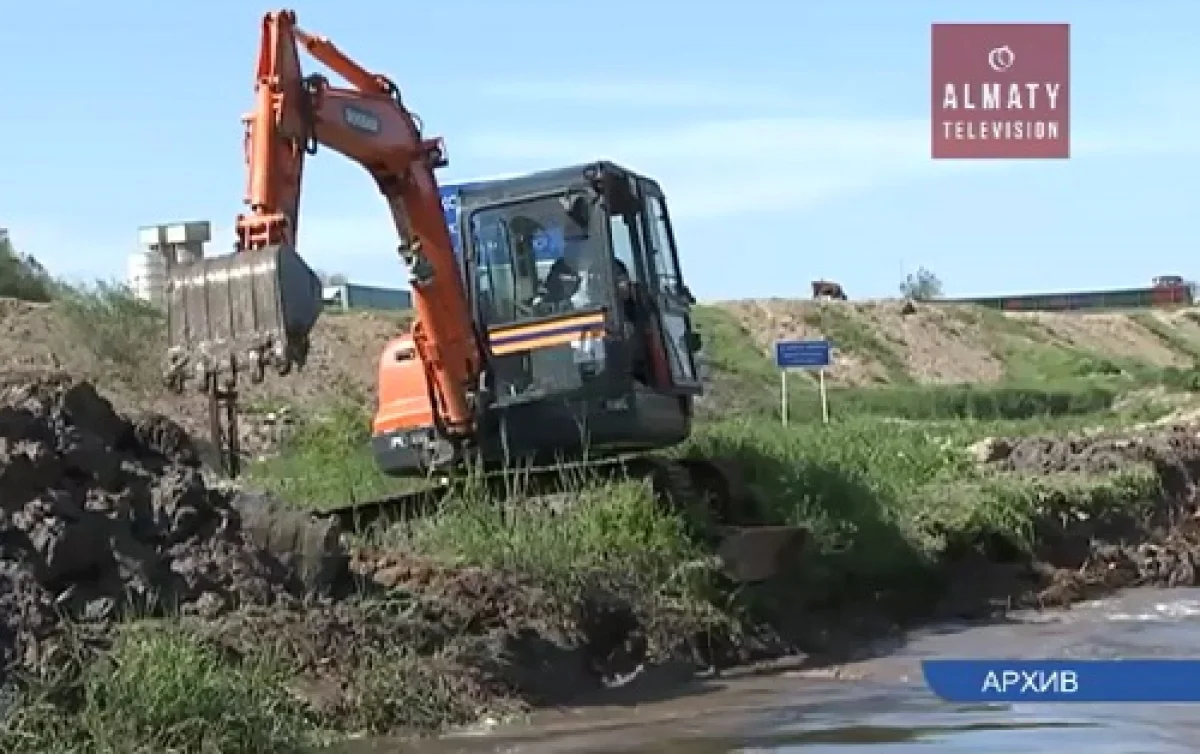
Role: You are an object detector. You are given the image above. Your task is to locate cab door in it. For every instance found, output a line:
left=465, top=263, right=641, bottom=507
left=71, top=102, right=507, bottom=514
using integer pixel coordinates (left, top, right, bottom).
left=637, top=183, right=702, bottom=392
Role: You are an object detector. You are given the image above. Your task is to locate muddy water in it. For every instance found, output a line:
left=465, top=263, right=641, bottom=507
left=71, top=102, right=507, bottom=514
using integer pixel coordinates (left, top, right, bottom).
left=342, top=587, right=1200, bottom=753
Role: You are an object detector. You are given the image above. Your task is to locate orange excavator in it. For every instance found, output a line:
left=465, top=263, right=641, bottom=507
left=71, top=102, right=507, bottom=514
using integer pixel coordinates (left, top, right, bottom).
left=162, top=9, right=803, bottom=582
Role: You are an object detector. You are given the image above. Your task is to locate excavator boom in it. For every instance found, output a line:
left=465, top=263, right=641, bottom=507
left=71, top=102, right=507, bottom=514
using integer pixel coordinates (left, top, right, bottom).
left=164, top=10, right=479, bottom=442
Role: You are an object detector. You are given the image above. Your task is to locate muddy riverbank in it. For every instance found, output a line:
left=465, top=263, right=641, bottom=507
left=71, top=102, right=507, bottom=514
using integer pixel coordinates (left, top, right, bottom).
left=364, top=587, right=1200, bottom=754
left=5, top=376, right=1200, bottom=750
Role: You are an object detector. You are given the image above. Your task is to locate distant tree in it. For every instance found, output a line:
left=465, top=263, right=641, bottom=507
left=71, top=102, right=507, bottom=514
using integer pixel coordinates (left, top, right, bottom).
left=328, top=272, right=349, bottom=286
left=899, top=267, right=943, bottom=301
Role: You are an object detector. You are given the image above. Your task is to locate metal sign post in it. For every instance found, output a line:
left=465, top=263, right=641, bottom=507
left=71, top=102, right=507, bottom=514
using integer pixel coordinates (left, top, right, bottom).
left=774, top=339, right=833, bottom=427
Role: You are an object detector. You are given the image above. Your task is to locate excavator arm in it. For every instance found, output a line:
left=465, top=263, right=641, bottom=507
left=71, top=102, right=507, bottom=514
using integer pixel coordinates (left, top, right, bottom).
left=165, top=10, right=481, bottom=446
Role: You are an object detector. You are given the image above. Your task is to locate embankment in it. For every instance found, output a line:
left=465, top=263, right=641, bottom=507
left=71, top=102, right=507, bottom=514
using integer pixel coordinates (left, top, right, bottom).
left=8, top=293, right=1200, bottom=454
left=7, top=287, right=1200, bottom=751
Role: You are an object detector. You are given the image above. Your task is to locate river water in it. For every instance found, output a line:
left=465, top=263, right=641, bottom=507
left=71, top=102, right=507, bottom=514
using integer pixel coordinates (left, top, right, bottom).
left=348, top=587, right=1200, bottom=753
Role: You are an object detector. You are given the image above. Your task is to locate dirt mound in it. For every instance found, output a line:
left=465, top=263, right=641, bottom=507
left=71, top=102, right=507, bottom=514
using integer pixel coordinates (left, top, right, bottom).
left=0, top=298, right=409, bottom=462
left=1012, top=311, right=1190, bottom=368
left=983, top=428, right=1200, bottom=478
left=203, top=552, right=665, bottom=722
left=0, top=375, right=348, bottom=678
left=0, top=377, right=751, bottom=731
left=970, top=427, right=1200, bottom=607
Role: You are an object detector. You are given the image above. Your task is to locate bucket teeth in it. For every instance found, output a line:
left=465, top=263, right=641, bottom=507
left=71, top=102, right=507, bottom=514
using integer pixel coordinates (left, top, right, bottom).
left=163, top=243, right=322, bottom=391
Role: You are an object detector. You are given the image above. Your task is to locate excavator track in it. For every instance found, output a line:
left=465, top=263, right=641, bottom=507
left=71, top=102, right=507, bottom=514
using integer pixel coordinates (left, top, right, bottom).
left=319, top=454, right=805, bottom=584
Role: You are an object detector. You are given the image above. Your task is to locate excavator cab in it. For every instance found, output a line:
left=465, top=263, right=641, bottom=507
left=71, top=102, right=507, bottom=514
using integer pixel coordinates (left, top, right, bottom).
left=372, top=161, right=706, bottom=476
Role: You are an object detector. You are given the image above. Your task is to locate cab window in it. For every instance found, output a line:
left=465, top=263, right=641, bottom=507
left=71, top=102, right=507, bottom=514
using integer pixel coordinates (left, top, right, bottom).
left=469, top=196, right=611, bottom=327
left=643, top=194, right=681, bottom=296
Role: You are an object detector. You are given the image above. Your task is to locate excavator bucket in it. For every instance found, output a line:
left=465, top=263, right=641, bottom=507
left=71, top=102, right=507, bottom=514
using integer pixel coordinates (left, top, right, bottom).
left=163, top=244, right=323, bottom=390
left=715, top=525, right=807, bottom=583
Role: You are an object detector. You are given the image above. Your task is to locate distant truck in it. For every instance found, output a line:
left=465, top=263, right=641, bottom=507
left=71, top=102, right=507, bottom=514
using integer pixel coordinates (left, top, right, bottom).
left=811, top=280, right=847, bottom=300
left=322, top=282, right=412, bottom=312
left=951, top=278, right=1195, bottom=312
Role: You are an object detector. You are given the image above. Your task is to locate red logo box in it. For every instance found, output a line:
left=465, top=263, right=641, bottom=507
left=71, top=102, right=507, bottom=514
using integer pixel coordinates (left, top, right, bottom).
left=931, top=23, right=1070, bottom=159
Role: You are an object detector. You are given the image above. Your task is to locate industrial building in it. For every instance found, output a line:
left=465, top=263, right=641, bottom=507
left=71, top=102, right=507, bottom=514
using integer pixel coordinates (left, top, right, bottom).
left=322, top=282, right=412, bottom=312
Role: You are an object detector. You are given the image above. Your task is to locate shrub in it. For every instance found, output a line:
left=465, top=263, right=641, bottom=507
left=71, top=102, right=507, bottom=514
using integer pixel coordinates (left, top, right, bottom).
left=0, top=237, right=56, bottom=302
left=55, top=281, right=164, bottom=388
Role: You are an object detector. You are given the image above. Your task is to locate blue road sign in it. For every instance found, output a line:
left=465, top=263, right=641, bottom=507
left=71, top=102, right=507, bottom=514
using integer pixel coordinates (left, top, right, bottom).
left=774, top=339, right=832, bottom=369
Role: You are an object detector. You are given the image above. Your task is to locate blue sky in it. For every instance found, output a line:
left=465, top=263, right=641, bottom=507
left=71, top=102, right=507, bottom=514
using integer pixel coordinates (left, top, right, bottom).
left=1, top=1, right=1195, bottom=300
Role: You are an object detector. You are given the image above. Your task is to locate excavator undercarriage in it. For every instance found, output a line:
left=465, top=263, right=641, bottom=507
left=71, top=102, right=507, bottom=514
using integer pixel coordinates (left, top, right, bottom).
left=325, top=455, right=803, bottom=584
left=160, top=9, right=805, bottom=585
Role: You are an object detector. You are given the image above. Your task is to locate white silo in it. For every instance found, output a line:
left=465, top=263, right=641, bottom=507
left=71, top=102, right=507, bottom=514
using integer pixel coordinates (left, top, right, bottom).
left=127, top=247, right=168, bottom=306
left=131, top=221, right=212, bottom=307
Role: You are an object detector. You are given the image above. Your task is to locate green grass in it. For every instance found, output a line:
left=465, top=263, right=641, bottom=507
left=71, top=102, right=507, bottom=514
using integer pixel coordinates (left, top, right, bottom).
left=391, top=476, right=711, bottom=602
left=691, top=305, right=791, bottom=417
left=966, top=309, right=1200, bottom=396
left=692, top=305, right=780, bottom=389
left=245, top=401, right=420, bottom=507
left=944, top=305, right=1148, bottom=387
left=54, top=281, right=165, bottom=388
left=682, top=417, right=1159, bottom=604
left=0, top=237, right=56, bottom=302
left=695, top=304, right=1127, bottom=423
left=250, top=402, right=712, bottom=596
left=794, top=383, right=1118, bottom=422
left=249, top=392, right=1158, bottom=607
left=1, top=627, right=314, bottom=754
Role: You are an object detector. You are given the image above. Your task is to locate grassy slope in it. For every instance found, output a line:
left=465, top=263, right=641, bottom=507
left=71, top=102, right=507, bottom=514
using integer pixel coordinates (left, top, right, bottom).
left=696, top=302, right=1199, bottom=424
left=712, top=298, right=1200, bottom=387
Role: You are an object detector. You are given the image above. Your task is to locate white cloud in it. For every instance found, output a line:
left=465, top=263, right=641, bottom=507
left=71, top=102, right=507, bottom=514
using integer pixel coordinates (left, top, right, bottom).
left=9, top=93, right=1193, bottom=288
left=457, top=112, right=1198, bottom=220
left=168, top=112, right=1192, bottom=283
left=459, top=117, right=978, bottom=219
left=475, top=78, right=819, bottom=111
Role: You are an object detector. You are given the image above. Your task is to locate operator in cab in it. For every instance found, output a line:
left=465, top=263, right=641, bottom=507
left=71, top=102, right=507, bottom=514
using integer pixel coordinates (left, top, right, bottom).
left=540, top=233, right=608, bottom=312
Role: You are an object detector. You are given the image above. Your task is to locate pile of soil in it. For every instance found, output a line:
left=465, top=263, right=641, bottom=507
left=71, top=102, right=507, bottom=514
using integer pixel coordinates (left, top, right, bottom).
left=979, top=428, right=1200, bottom=607
left=0, top=376, right=734, bottom=730
left=0, top=374, right=349, bottom=677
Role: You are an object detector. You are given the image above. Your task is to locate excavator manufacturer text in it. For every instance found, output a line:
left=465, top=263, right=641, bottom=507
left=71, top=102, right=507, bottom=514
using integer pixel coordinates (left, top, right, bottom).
left=162, top=9, right=804, bottom=583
